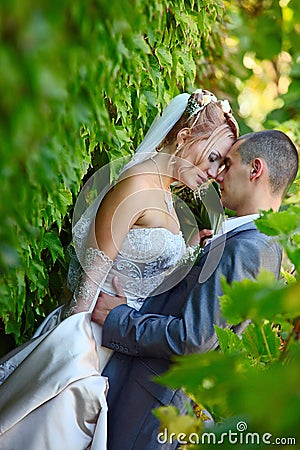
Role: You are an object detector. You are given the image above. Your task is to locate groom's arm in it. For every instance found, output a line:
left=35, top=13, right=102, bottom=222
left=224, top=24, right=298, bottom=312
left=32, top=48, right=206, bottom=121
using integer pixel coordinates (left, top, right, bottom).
left=100, top=275, right=223, bottom=358
left=98, top=235, right=281, bottom=359
left=99, top=251, right=236, bottom=359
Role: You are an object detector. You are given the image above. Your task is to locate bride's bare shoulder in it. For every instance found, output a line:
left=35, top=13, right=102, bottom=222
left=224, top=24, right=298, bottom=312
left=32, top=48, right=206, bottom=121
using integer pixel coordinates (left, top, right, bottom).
left=101, top=161, right=154, bottom=207
left=117, top=161, right=155, bottom=189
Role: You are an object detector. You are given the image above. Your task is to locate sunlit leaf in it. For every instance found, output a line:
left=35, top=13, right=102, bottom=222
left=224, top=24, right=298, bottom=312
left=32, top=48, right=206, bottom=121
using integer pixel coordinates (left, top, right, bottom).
left=214, top=326, right=244, bottom=354
left=42, top=232, right=64, bottom=264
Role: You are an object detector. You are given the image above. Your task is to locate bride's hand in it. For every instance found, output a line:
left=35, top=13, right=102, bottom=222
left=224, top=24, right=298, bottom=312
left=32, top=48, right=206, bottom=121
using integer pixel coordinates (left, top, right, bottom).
left=91, top=276, right=127, bottom=326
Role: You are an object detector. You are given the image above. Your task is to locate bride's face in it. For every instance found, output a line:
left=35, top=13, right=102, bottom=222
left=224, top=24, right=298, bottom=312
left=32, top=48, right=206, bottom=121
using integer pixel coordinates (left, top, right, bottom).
left=173, top=135, right=234, bottom=190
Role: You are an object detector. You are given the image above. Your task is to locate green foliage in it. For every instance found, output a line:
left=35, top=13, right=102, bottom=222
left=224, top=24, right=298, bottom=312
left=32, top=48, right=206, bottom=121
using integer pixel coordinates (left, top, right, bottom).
left=156, top=349, right=300, bottom=448
left=0, top=0, right=230, bottom=345
left=220, top=270, right=300, bottom=324
left=225, top=0, right=300, bottom=143
left=256, top=208, right=300, bottom=275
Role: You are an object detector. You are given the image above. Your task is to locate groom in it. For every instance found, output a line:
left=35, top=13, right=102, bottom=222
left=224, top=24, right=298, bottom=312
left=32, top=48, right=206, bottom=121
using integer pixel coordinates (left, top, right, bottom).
left=92, top=130, right=298, bottom=450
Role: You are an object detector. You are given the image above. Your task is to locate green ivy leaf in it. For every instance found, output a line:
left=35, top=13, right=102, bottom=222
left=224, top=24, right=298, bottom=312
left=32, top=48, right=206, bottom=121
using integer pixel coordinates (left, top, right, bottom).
left=132, top=34, right=151, bottom=54
left=255, top=207, right=300, bottom=236
left=156, top=47, right=173, bottom=69
left=241, top=322, right=281, bottom=366
left=214, top=325, right=244, bottom=354
left=219, top=270, right=300, bottom=325
left=56, top=189, right=73, bottom=218
left=42, top=232, right=64, bottom=264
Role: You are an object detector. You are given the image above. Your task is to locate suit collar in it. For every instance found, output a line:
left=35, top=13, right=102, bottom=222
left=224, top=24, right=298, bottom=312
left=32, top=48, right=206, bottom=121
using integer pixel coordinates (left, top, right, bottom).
left=202, top=221, right=258, bottom=257
left=214, top=214, right=260, bottom=237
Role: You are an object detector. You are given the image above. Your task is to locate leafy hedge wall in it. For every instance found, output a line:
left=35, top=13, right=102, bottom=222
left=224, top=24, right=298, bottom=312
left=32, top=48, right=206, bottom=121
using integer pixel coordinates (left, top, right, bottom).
left=0, top=0, right=230, bottom=344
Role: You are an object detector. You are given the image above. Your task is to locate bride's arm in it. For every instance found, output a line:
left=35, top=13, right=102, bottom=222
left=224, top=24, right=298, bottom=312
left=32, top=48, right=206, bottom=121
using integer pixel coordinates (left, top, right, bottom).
left=66, top=176, right=148, bottom=316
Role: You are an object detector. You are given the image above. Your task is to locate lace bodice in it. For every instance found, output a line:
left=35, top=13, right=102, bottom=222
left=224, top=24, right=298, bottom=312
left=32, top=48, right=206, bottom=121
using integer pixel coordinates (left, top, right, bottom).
left=67, top=227, right=186, bottom=312
left=102, top=227, right=186, bottom=309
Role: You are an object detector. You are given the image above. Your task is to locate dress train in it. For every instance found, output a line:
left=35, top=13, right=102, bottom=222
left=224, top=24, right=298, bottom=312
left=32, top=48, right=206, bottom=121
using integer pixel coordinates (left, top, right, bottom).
left=0, top=312, right=108, bottom=450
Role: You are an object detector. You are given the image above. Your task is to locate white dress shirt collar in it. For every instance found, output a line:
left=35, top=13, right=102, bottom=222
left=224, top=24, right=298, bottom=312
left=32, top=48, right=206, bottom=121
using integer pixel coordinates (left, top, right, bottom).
left=207, top=213, right=260, bottom=245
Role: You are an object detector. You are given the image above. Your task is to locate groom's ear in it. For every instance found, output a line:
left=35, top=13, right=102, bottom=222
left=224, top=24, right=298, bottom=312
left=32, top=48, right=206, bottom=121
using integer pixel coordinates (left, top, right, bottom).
left=250, top=158, right=264, bottom=180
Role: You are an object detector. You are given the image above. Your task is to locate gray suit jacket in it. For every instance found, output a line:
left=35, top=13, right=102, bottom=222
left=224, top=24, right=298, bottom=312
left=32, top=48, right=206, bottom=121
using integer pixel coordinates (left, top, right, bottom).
left=102, top=223, right=282, bottom=450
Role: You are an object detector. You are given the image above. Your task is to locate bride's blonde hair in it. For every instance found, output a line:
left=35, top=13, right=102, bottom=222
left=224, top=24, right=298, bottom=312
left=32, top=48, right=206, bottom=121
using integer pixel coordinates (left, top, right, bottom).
left=157, top=90, right=239, bottom=164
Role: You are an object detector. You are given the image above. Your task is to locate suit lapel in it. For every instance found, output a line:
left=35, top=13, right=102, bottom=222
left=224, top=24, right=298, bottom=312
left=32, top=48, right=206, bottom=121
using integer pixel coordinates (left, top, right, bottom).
left=201, top=222, right=258, bottom=258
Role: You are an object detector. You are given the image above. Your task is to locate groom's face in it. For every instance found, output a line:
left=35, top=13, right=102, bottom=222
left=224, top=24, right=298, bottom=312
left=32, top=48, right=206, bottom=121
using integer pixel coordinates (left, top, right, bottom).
left=216, top=140, right=251, bottom=213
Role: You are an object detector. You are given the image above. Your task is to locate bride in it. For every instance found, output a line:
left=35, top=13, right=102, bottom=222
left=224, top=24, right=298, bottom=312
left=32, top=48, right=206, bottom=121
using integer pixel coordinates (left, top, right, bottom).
left=0, top=89, right=238, bottom=449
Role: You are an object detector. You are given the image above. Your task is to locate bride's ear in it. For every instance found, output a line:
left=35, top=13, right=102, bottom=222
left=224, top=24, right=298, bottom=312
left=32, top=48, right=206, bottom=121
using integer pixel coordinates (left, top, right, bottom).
left=176, top=127, right=190, bottom=144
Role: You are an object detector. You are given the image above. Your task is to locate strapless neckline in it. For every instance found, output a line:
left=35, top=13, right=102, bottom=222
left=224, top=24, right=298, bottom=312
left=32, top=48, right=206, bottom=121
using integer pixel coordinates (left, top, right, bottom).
left=130, top=226, right=182, bottom=237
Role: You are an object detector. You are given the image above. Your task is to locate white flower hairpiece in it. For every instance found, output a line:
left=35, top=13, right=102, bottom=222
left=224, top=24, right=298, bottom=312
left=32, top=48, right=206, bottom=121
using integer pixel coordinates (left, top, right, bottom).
left=186, top=89, right=232, bottom=117
left=221, top=99, right=231, bottom=114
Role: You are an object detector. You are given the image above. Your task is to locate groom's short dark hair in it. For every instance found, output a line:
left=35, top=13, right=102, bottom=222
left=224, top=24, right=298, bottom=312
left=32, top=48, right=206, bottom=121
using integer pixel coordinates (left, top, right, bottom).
left=236, top=130, right=299, bottom=196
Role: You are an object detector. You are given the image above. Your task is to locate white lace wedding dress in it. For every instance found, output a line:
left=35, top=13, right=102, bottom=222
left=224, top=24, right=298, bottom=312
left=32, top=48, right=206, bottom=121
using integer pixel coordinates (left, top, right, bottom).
left=0, top=226, right=185, bottom=450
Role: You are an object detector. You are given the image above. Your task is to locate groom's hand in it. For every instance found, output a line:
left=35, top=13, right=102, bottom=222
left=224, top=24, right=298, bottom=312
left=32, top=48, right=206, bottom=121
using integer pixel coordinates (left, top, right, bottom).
left=91, top=276, right=127, bottom=326
left=190, top=228, right=213, bottom=246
